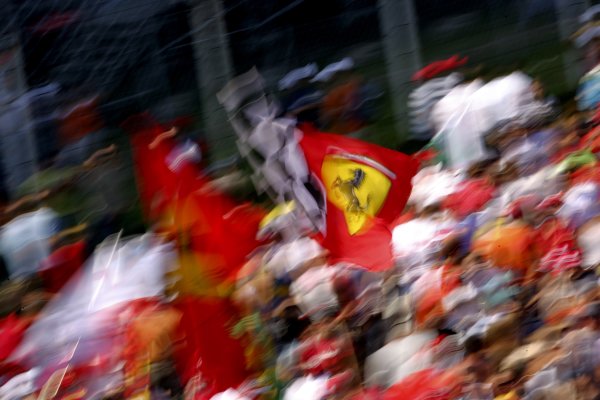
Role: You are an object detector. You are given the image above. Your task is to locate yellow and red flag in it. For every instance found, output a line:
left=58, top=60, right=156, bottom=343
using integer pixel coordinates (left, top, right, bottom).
left=299, top=124, right=419, bottom=271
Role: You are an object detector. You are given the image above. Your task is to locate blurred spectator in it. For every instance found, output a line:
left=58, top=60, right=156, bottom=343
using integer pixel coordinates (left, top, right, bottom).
left=315, top=58, right=381, bottom=137
left=279, top=63, right=323, bottom=126
left=408, top=55, right=467, bottom=145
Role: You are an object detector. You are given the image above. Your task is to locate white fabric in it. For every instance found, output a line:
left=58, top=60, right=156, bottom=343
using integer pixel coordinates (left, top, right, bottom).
left=0, top=368, right=40, bottom=399
left=475, top=72, right=535, bottom=123
left=264, top=237, right=325, bottom=277
left=392, top=217, right=456, bottom=276
left=499, top=167, right=564, bottom=208
left=259, top=160, right=290, bottom=196
left=524, top=368, right=558, bottom=396
left=248, top=117, right=286, bottom=160
left=408, top=164, right=464, bottom=211
left=292, top=180, right=326, bottom=234
left=364, top=331, right=437, bottom=388
left=12, top=234, right=176, bottom=368
left=431, top=80, right=483, bottom=136
left=431, top=80, right=489, bottom=170
left=409, top=73, right=463, bottom=140
left=311, top=58, right=354, bottom=83
left=462, top=313, right=507, bottom=342
left=219, top=71, right=326, bottom=236
left=290, top=265, right=339, bottom=321
left=0, top=207, right=60, bottom=278
left=283, top=376, right=330, bottom=400
left=432, top=73, right=536, bottom=170
left=578, top=220, right=600, bottom=267
left=211, top=389, right=251, bottom=400
left=279, top=63, right=319, bottom=90
left=559, top=182, right=599, bottom=222
left=580, top=5, right=600, bottom=24
left=390, top=348, right=433, bottom=385
left=502, top=137, right=546, bottom=174
left=280, top=131, right=309, bottom=181
left=443, top=283, right=479, bottom=312
left=167, top=139, right=202, bottom=172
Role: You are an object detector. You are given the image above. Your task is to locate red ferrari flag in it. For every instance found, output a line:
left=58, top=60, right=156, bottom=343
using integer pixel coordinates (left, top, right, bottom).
left=299, top=124, right=419, bottom=271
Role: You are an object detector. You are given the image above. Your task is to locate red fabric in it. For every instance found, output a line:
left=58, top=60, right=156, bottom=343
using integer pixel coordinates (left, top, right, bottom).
left=571, top=164, right=600, bottom=186
left=384, top=368, right=460, bottom=400
left=171, top=296, right=249, bottom=393
left=299, top=124, right=418, bottom=271
left=181, top=192, right=266, bottom=286
left=536, top=220, right=578, bottom=252
left=300, top=337, right=347, bottom=376
left=125, top=113, right=265, bottom=288
left=125, top=113, right=202, bottom=220
left=412, top=55, right=468, bottom=81
left=125, top=114, right=262, bottom=393
left=170, top=116, right=195, bottom=129
left=414, top=148, right=438, bottom=164
left=536, top=219, right=582, bottom=275
left=580, top=126, right=600, bottom=153
left=0, top=314, right=29, bottom=361
left=319, top=212, right=395, bottom=272
left=443, top=178, right=495, bottom=218
left=39, top=241, right=86, bottom=293
left=536, top=193, right=564, bottom=211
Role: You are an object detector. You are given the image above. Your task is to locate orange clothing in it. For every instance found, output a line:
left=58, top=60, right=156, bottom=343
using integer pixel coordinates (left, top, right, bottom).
left=473, top=221, right=540, bottom=273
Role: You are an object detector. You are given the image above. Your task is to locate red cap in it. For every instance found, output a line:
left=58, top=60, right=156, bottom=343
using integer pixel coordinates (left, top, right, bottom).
left=413, top=55, right=468, bottom=81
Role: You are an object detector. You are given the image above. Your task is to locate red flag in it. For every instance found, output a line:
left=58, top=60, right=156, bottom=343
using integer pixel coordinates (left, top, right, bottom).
left=124, top=114, right=262, bottom=390
left=0, top=314, right=29, bottom=361
left=318, top=207, right=396, bottom=271
left=299, top=124, right=418, bottom=271
left=124, top=113, right=265, bottom=291
left=39, top=241, right=86, bottom=293
left=172, top=296, right=250, bottom=393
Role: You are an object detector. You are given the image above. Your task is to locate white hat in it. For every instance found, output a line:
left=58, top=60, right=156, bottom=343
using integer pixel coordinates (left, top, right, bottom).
left=279, top=63, right=319, bottom=90
left=311, top=57, right=355, bottom=83
left=580, top=5, right=600, bottom=25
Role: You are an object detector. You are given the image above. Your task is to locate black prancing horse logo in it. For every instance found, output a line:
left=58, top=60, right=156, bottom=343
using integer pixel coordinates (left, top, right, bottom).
left=332, top=168, right=371, bottom=216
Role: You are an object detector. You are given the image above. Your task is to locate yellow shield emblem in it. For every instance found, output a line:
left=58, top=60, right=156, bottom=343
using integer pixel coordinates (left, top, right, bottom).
left=321, top=154, right=392, bottom=235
